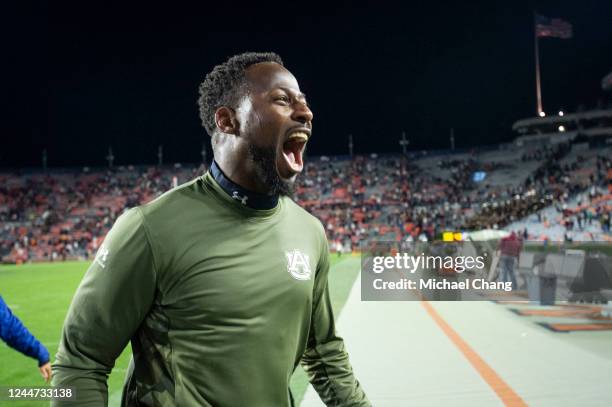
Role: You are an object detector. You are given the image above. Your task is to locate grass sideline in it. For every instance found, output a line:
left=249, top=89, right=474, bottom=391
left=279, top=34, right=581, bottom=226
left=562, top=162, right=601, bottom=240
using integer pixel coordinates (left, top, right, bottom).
left=0, top=254, right=359, bottom=406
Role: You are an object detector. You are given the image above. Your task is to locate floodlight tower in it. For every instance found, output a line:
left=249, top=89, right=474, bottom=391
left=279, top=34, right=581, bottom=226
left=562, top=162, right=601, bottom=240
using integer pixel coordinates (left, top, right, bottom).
left=106, top=147, right=115, bottom=168
left=399, top=132, right=410, bottom=156
left=42, top=149, right=47, bottom=171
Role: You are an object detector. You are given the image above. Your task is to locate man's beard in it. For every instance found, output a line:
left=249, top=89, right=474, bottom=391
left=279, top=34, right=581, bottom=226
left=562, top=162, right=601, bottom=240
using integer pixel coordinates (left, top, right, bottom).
left=247, top=143, right=296, bottom=196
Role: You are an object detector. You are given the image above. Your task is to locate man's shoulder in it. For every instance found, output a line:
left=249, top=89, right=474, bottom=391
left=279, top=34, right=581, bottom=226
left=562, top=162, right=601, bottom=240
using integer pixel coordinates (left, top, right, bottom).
left=138, top=176, right=208, bottom=219
left=282, top=197, right=326, bottom=237
left=124, top=175, right=227, bottom=242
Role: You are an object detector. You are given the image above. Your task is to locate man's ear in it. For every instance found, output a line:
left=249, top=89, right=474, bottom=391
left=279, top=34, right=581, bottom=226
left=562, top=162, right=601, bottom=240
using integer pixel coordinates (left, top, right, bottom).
left=214, top=106, right=239, bottom=135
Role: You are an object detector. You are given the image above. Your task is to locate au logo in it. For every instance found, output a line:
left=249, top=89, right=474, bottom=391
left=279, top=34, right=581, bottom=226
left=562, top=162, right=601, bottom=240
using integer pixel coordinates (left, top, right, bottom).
left=285, top=250, right=312, bottom=281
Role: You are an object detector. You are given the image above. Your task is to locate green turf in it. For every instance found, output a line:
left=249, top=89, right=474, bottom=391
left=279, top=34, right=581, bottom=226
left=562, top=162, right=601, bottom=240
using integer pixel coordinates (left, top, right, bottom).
left=0, top=261, right=132, bottom=407
left=0, top=254, right=360, bottom=406
left=290, top=255, right=361, bottom=404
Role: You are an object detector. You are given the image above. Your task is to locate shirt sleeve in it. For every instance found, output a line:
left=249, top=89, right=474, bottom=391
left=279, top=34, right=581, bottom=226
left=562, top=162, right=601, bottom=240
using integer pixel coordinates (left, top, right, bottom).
left=0, top=296, right=50, bottom=366
left=300, top=231, right=371, bottom=406
left=51, top=207, right=158, bottom=406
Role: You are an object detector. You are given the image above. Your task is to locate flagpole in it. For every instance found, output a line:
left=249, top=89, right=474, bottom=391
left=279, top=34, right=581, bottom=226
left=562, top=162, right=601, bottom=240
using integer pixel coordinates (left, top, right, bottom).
left=534, top=11, right=543, bottom=115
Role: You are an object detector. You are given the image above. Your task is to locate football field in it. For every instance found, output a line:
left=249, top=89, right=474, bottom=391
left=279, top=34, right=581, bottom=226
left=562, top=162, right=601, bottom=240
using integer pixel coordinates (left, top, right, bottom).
left=0, top=255, right=359, bottom=407
left=3, top=256, right=612, bottom=406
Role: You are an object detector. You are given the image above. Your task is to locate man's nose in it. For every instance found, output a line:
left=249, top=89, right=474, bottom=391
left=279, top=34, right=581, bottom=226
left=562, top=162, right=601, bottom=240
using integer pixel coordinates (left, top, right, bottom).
left=292, top=101, right=313, bottom=125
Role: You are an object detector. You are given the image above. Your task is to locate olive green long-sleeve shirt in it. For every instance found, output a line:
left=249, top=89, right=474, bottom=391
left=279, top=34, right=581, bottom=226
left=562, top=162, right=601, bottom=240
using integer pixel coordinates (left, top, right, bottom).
left=52, top=172, right=370, bottom=406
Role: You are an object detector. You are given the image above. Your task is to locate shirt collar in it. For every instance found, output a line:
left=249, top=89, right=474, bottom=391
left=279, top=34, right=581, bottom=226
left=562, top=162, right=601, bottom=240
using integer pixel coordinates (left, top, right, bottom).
left=209, top=160, right=279, bottom=210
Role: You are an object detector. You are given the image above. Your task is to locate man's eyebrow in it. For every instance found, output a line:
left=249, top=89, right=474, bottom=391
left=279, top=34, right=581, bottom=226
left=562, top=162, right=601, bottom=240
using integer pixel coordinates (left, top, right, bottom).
left=278, top=87, right=307, bottom=101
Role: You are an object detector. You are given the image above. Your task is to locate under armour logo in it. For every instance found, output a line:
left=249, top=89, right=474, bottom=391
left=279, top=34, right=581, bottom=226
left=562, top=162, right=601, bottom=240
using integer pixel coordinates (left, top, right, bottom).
left=95, top=244, right=110, bottom=269
left=232, top=191, right=249, bottom=205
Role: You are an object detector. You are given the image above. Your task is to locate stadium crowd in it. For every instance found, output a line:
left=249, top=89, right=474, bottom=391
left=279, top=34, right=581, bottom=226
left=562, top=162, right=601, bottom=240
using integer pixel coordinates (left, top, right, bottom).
left=1, top=142, right=611, bottom=263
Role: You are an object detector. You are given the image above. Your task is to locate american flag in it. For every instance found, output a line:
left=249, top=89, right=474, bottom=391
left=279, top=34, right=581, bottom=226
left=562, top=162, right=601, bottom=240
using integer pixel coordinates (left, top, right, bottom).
left=535, top=14, right=573, bottom=39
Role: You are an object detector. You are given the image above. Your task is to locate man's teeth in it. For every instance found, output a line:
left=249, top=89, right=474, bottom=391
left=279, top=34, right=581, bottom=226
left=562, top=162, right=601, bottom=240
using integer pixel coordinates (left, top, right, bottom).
left=287, top=132, right=309, bottom=142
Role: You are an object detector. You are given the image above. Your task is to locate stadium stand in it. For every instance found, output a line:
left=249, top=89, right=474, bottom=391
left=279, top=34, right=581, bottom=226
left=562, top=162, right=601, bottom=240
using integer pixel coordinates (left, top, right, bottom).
left=1, top=139, right=610, bottom=264
left=0, top=165, right=205, bottom=263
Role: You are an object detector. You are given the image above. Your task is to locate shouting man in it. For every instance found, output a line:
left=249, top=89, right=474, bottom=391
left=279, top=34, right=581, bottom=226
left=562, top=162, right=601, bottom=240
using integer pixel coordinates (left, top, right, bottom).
left=52, top=52, right=370, bottom=406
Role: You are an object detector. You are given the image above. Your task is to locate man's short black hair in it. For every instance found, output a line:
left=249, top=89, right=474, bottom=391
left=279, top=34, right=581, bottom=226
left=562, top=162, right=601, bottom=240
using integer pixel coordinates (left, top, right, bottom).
left=197, top=52, right=284, bottom=136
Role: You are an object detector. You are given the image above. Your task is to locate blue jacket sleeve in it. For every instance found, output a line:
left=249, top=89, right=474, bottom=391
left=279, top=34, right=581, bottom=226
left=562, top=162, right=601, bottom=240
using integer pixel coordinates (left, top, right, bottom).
left=0, top=295, right=50, bottom=366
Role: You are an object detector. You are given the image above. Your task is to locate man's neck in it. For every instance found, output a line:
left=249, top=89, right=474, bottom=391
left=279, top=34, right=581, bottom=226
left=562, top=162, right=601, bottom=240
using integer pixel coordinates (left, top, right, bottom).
left=209, top=160, right=278, bottom=210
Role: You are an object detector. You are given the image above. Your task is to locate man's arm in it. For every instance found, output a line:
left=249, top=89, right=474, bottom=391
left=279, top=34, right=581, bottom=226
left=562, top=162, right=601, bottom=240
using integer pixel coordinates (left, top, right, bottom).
left=0, top=296, right=50, bottom=367
left=301, top=233, right=371, bottom=406
left=51, top=208, right=157, bottom=406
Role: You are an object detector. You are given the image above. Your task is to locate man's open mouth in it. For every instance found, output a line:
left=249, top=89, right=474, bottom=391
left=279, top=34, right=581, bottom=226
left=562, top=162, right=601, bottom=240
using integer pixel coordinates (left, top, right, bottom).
left=281, top=131, right=309, bottom=175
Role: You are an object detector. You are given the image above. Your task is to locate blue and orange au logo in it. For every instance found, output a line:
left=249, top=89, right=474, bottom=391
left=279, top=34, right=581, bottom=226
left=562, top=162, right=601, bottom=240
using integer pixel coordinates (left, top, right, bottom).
left=285, top=250, right=312, bottom=281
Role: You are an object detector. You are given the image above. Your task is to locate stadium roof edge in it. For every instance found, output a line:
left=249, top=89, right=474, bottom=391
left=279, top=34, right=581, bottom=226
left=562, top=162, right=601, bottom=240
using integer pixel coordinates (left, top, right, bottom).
left=512, top=108, right=612, bottom=131
left=513, top=126, right=612, bottom=145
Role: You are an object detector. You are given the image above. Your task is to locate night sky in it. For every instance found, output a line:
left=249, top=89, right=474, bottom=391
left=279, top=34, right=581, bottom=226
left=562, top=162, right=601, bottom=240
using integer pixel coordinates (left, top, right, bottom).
left=4, top=1, right=612, bottom=169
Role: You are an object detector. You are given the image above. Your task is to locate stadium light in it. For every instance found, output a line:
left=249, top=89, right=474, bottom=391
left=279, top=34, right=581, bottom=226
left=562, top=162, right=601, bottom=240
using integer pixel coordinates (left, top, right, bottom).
left=558, top=110, right=564, bottom=116
left=538, top=111, right=546, bottom=117
left=558, top=125, right=565, bottom=132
